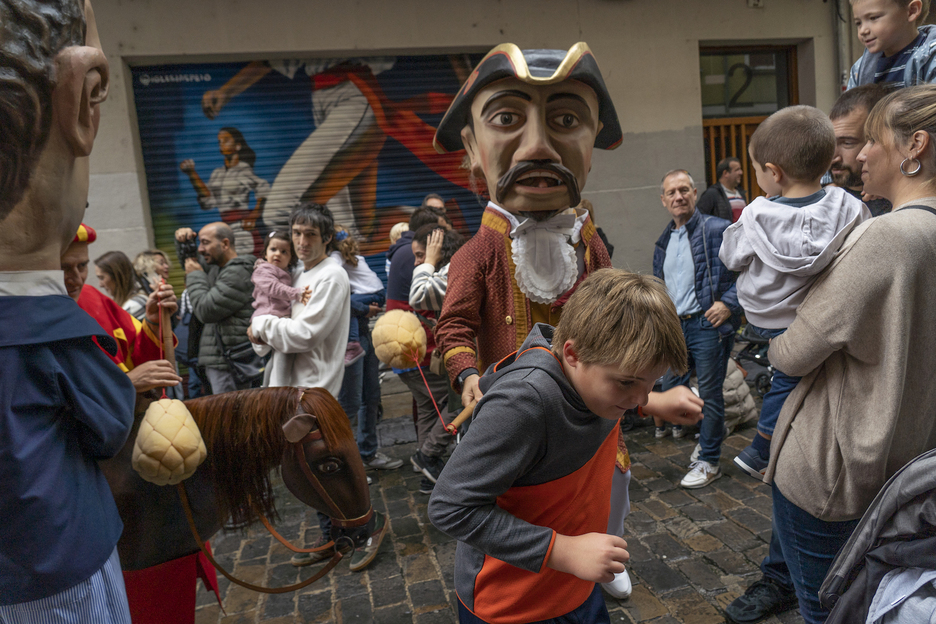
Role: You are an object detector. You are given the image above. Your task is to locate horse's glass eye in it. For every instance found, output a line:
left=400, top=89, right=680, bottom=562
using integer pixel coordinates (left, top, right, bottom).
left=317, top=460, right=341, bottom=474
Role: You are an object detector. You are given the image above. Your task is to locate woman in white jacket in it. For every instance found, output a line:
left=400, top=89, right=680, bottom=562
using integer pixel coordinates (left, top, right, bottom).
left=408, top=224, right=465, bottom=313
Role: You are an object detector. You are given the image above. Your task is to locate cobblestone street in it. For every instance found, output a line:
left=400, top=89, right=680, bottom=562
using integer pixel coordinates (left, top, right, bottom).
left=193, top=376, right=804, bottom=624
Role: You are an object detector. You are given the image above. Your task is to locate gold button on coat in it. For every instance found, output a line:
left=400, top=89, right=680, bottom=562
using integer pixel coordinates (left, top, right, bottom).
left=505, top=315, right=513, bottom=325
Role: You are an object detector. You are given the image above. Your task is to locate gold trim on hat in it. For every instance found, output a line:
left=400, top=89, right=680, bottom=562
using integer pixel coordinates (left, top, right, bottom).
left=481, top=41, right=594, bottom=85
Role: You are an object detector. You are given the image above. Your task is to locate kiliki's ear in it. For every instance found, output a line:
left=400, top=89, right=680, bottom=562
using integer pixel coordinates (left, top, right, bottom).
left=460, top=126, right=484, bottom=179
left=51, top=44, right=109, bottom=158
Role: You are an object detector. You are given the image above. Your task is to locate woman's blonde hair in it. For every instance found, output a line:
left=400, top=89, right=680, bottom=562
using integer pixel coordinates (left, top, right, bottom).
left=133, top=249, right=172, bottom=288
left=327, top=224, right=359, bottom=267
left=552, top=269, right=687, bottom=375
left=865, top=84, right=936, bottom=182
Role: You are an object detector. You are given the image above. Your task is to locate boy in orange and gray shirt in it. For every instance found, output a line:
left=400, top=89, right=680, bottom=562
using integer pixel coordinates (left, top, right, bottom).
left=429, top=269, right=698, bottom=623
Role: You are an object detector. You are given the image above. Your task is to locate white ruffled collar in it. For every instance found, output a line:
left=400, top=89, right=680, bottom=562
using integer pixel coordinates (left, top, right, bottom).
left=487, top=202, right=586, bottom=304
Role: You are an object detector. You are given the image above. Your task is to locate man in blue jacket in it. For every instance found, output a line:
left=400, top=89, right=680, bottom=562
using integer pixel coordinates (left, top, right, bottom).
left=0, top=1, right=138, bottom=620
left=654, top=169, right=741, bottom=489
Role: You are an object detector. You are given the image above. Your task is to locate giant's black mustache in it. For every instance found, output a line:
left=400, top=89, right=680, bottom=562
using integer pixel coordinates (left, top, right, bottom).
left=495, top=160, right=581, bottom=209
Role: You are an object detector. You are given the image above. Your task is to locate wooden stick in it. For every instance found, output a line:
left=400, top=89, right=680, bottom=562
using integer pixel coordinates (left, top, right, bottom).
left=445, top=400, right=477, bottom=435
left=159, top=282, right=176, bottom=369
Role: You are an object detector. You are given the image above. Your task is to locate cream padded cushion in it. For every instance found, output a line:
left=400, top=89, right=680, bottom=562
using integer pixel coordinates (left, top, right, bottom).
left=132, top=398, right=207, bottom=486
left=372, top=309, right=427, bottom=369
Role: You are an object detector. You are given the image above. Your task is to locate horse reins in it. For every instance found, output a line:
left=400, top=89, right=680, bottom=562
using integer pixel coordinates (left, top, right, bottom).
left=177, top=482, right=345, bottom=594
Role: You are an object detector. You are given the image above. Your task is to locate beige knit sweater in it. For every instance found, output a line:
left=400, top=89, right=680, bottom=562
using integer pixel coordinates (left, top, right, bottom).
left=765, top=199, right=936, bottom=521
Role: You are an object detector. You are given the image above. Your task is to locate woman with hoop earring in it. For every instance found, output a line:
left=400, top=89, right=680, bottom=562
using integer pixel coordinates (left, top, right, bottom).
left=731, top=84, right=936, bottom=624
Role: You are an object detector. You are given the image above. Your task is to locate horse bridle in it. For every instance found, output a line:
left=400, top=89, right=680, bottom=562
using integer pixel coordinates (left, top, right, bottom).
left=176, top=388, right=371, bottom=594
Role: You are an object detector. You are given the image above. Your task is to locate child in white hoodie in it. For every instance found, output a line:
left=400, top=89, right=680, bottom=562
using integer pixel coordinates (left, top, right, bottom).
left=719, top=106, right=870, bottom=480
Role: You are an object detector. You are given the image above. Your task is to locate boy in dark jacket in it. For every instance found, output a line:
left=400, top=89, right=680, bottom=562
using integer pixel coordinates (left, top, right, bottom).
left=429, top=269, right=695, bottom=623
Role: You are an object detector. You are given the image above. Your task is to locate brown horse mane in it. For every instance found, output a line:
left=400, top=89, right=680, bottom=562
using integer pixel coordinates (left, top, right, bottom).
left=185, top=387, right=299, bottom=528
left=183, top=387, right=357, bottom=530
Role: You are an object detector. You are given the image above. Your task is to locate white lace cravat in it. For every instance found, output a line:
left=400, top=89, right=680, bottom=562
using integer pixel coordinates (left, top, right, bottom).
left=510, top=213, right=579, bottom=305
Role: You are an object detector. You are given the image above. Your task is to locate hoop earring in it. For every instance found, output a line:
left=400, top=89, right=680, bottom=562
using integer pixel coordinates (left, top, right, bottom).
left=900, top=157, right=922, bottom=177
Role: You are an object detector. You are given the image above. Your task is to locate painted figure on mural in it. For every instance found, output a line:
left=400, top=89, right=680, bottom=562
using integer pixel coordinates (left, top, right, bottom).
left=180, top=126, right=271, bottom=257
left=197, top=57, right=474, bottom=250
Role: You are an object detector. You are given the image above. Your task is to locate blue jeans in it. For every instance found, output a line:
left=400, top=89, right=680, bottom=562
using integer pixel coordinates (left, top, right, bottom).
left=337, top=328, right=380, bottom=460
left=457, top=583, right=609, bottom=624
left=319, top=330, right=381, bottom=537
left=765, top=484, right=859, bottom=624
left=661, top=314, right=734, bottom=464
left=749, top=326, right=801, bottom=437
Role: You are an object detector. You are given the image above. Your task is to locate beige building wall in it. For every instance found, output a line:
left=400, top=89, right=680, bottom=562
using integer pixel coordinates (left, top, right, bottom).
left=90, top=0, right=847, bottom=275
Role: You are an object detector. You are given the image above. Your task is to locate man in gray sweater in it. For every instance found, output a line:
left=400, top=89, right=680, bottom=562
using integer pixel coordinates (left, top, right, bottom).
left=175, top=223, right=255, bottom=394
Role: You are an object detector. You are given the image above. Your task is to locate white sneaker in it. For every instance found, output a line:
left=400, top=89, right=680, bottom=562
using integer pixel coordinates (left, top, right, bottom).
left=363, top=452, right=403, bottom=470
left=690, top=443, right=701, bottom=462
left=680, top=460, right=721, bottom=489
left=602, top=569, right=632, bottom=599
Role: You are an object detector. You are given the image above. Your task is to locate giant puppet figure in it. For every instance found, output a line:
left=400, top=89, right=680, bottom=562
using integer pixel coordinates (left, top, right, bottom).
left=434, top=43, right=622, bottom=403
left=432, top=44, right=703, bottom=600
left=434, top=44, right=701, bottom=415
left=0, top=1, right=139, bottom=620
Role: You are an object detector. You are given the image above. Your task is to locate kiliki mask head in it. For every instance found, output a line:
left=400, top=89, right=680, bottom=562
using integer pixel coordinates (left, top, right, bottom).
left=434, top=42, right=621, bottom=215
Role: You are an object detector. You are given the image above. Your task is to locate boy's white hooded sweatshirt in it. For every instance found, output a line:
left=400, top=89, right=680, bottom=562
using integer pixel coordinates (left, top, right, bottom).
left=719, top=186, right=869, bottom=329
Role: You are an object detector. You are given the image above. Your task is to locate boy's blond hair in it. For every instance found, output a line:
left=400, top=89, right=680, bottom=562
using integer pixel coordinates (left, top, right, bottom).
left=389, top=222, right=409, bottom=245
left=552, top=269, right=687, bottom=375
left=852, top=0, right=930, bottom=25
left=749, top=105, right=835, bottom=183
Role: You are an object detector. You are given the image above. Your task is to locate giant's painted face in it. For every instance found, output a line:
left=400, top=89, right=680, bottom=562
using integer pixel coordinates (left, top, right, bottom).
left=461, top=77, right=601, bottom=215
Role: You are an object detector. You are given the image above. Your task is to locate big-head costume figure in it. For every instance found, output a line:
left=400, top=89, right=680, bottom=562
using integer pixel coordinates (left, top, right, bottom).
left=434, top=42, right=620, bottom=405
left=0, top=1, right=138, bottom=620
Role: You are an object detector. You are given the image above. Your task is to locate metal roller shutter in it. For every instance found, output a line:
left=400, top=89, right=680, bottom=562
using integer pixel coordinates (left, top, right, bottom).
left=130, top=53, right=484, bottom=288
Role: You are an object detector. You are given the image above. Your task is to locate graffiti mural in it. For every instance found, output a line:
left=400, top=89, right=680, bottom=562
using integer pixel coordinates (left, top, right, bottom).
left=131, top=54, right=483, bottom=277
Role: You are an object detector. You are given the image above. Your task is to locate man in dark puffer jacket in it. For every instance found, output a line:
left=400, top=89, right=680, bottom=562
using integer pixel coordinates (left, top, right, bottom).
left=653, top=169, right=740, bottom=490
left=176, top=222, right=255, bottom=394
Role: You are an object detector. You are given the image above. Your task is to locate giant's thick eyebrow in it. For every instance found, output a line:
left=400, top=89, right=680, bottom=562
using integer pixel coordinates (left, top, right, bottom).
left=480, top=89, right=532, bottom=116
left=546, top=93, right=590, bottom=107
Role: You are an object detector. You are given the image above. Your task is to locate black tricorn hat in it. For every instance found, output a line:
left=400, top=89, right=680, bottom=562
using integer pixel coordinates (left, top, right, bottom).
left=433, top=42, right=622, bottom=153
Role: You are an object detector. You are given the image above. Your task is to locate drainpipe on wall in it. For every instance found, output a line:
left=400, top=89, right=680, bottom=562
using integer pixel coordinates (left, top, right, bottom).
left=834, top=0, right=853, bottom=91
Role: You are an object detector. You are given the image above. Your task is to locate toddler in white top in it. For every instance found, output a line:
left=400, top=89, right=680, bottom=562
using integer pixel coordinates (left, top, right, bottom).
left=328, top=225, right=385, bottom=366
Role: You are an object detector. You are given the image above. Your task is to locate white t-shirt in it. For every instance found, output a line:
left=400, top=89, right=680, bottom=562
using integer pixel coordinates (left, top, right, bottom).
left=251, top=256, right=350, bottom=396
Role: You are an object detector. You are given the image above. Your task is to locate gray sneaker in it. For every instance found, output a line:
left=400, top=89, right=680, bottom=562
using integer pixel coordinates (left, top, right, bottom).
left=290, top=534, right=342, bottom=567
left=349, top=511, right=387, bottom=572
left=363, top=452, right=403, bottom=470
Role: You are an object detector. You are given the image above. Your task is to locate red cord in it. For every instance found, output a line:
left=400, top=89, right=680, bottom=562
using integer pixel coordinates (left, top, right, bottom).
left=410, top=348, right=452, bottom=434
left=157, top=278, right=168, bottom=400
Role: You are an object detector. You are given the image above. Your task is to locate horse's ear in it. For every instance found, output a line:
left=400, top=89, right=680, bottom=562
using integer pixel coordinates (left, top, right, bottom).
left=282, top=413, right=318, bottom=443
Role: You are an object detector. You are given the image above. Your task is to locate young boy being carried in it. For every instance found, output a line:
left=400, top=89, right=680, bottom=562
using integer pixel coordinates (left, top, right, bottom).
left=720, top=106, right=870, bottom=480
left=428, top=269, right=696, bottom=623
left=848, top=0, right=936, bottom=88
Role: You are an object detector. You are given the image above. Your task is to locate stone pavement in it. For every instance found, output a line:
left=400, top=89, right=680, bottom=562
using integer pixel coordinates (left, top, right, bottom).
left=192, top=376, right=805, bottom=624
